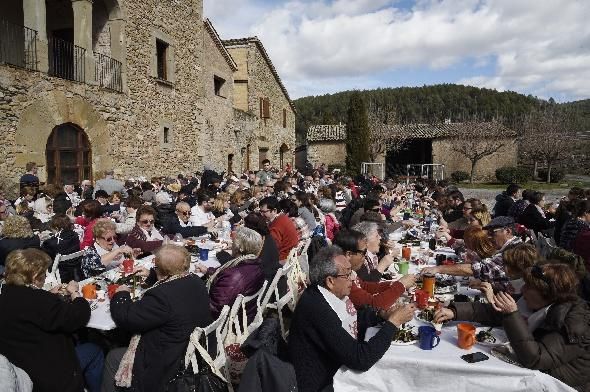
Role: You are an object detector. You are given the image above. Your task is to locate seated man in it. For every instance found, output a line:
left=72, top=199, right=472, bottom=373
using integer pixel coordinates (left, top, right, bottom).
left=259, top=196, right=299, bottom=262
left=289, top=246, right=414, bottom=392
left=334, top=229, right=416, bottom=309
left=161, top=201, right=211, bottom=238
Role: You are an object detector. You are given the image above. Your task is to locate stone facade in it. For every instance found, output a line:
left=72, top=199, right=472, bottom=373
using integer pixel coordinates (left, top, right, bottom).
left=224, top=38, right=296, bottom=171
left=0, top=0, right=295, bottom=197
left=432, top=138, right=518, bottom=181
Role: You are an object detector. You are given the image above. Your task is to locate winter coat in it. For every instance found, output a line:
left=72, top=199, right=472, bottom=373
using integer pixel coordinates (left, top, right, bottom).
left=493, top=192, right=515, bottom=217
left=0, top=284, right=90, bottom=392
left=518, top=204, right=554, bottom=234
left=453, top=298, right=590, bottom=390
left=154, top=203, right=176, bottom=229
left=209, top=257, right=265, bottom=321
left=0, top=236, right=40, bottom=267
left=560, top=218, right=589, bottom=251
left=110, top=274, right=212, bottom=392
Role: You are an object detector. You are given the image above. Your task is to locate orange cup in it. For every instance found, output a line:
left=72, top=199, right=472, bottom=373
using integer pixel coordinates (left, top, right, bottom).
left=82, top=284, right=97, bottom=300
left=457, top=323, right=476, bottom=349
left=422, top=273, right=435, bottom=297
left=402, top=246, right=411, bottom=260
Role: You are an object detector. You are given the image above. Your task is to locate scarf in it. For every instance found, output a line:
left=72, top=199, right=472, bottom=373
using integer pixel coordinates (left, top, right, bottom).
left=206, top=254, right=257, bottom=291
left=318, top=286, right=358, bottom=339
left=115, top=272, right=190, bottom=387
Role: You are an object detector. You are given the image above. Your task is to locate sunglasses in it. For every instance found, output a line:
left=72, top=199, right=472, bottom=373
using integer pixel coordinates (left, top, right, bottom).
left=102, top=236, right=116, bottom=242
left=140, top=219, right=155, bottom=224
left=177, top=211, right=191, bottom=216
left=531, top=265, right=551, bottom=286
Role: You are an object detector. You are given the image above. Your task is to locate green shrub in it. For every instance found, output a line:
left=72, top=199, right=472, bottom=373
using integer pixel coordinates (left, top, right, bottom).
left=495, top=166, right=531, bottom=184
left=451, top=171, right=470, bottom=183
left=537, top=168, right=566, bottom=183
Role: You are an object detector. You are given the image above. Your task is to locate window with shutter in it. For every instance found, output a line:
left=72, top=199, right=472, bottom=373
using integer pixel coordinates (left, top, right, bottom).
left=282, top=108, right=287, bottom=128
left=262, top=98, right=270, bottom=119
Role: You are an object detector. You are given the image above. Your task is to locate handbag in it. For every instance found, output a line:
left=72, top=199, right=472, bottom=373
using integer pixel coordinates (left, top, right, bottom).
left=166, top=335, right=228, bottom=392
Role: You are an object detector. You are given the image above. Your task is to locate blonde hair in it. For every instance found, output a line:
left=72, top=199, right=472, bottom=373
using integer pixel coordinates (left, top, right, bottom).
left=212, top=192, right=230, bottom=213
left=153, top=245, right=190, bottom=276
left=2, top=215, right=34, bottom=238
left=470, top=207, right=492, bottom=227
left=92, top=218, right=117, bottom=239
left=5, top=249, right=51, bottom=285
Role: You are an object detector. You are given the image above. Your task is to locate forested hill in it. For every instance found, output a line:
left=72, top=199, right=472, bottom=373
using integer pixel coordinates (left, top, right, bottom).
left=294, top=84, right=548, bottom=140
left=562, top=99, right=590, bottom=132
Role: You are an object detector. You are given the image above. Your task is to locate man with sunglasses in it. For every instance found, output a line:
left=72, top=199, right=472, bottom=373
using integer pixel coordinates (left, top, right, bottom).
left=334, top=230, right=416, bottom=310
left=161, top=201, right=212, bottom=238
left=289, top=246, right=415, bottom=392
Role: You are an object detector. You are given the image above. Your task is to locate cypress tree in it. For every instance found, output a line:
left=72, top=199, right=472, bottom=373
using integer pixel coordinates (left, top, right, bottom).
left=345, top=91, right=370, bottom=174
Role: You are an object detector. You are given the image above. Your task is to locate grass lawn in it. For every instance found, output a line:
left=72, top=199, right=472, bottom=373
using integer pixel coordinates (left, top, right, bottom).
left=459, top=180, right=590, bottom=190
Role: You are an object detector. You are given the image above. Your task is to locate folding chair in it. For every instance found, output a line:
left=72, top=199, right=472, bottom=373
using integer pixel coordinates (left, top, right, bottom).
left=185, top=305, right=230, bottom=381
left=45, top=250, right=84, bottom=289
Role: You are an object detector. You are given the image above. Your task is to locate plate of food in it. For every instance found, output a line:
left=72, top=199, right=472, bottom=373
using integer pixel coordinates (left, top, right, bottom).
left=391, top=325, right=418, bottom=345
left=476, top=327, right=509, bottom=347
left=415, top=307, right=435, bottom=323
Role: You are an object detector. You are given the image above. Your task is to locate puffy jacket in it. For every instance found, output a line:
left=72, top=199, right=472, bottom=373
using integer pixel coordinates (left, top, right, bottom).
left=454, top=298, right=590, bottom=390
left=560, top=218, right=589, bottom=251
left=209, top=257, right=264, bottom=322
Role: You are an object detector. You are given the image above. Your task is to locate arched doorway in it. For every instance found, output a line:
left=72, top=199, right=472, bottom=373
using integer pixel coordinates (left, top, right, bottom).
left=46, top=123, right=92, bottom=185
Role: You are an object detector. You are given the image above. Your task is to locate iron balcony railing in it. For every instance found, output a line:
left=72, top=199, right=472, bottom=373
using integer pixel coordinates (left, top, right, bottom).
left=95, top=52, right=122, bottom=92
left=0, top=19, right=38, bottom=71
left=48, top=36, right=85, bottom=82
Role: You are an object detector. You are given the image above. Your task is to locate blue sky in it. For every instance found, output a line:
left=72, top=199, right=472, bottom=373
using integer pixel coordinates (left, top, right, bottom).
left=204, top=0, right=590, bottom=102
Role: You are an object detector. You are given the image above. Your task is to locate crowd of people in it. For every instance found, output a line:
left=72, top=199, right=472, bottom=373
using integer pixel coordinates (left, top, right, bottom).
left=0, top=160, right=589, bottom=392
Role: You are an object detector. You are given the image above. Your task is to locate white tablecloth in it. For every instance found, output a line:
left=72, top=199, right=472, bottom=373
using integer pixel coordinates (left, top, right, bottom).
left=85, top=251, right=221, bottom=330
left=333, top=316, right=575, bottom=392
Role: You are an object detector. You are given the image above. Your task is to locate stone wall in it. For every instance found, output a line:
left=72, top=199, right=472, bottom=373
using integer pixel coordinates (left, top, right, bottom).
left=307, top=141, right=347, bottom=168
left=432, top=138, right=518, bottom=181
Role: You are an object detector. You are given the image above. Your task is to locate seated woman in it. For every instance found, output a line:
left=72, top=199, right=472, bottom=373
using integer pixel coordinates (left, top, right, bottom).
left=518, top=191, right=555, bottom=234
left=81, top=219, right=139, bottom=278
left=0, top=249, right=103, bottom=392
left=42, top=214, right=82, bottom=282
left=125, top=205, right=165, bottom=255
left=0, top=216, right=40, bottom=273
left=75, top=200, right=103, bottom=249
left=207, top=227, right=265, bottom=321
left=103, top=245, right=211, bottom=392
left=33, top=196, right=54, bottom=224
left=434, top=263, right=590, bottom=391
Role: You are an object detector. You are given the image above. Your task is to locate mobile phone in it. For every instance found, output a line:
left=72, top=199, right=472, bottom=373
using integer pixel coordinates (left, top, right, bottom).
left=461, top=352, right=489, bottom=363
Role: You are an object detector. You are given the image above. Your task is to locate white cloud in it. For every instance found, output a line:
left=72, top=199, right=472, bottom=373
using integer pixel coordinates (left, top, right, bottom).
left=204, top=0, right=590, bottom=100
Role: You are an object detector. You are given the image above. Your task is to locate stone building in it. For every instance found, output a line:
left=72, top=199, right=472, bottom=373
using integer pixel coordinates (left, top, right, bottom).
left=304, top=122, right=517, bottom=181
left=0, top=0, right=295, bottom=196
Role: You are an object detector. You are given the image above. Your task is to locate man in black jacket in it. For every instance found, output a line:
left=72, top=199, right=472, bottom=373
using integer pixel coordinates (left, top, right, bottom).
left=288, top=246, right=415, bottom=392
left=161, top=201, right=212, bottom=238
left=493, top=183, right=520, bottom=217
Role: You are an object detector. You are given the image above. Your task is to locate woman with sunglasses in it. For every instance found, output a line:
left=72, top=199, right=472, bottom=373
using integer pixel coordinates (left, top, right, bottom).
left=125, top=205, right=165, bottom=255
left=434, top=263, right=590, bottom=390
left=81, top=219, right=139, bottom=278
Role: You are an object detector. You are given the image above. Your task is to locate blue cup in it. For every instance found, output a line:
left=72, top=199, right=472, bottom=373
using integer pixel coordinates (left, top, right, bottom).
left=199, top=248, right=209, bottom=261
left=418, top=326, right=440, bottom=350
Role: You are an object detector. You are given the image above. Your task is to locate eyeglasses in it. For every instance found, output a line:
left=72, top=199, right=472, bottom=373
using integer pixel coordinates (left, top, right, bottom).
left=102, top=236, right=116, bottom=242
left=352, top=248, right=367, bottom=255
left=140, top=219, right=155, bottom=224
left=333, top=270, right=353, bottom=280
left=177, top=210, right=191, bottom=216
left=531, top=265, right=551, bottom=286
left=259, top=209, right=271, bottom=214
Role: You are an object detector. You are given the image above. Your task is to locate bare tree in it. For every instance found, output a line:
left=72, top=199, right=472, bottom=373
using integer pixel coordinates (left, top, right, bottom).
left=367, top=103, right=407, bottom=162
left=449, top=122, right=511, bottom=183
left=518, top=107, right=577, bottom=183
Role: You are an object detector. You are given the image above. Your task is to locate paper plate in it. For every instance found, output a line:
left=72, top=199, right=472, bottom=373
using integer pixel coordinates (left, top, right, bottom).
left=476, top=327, right=509, bottom=347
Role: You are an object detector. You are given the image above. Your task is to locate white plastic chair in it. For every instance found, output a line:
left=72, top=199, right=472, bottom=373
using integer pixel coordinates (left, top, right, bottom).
left=185, top=305, right=230, bottom=381
left=44, top=250, right=84, bottom=289
left=275, top=290, right=294, bottom=339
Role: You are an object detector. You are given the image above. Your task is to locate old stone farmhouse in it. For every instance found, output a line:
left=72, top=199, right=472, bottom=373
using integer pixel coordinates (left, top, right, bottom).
left=0, top=0, right=295, bottom=194
left=304, top=122, right=517, bottom=181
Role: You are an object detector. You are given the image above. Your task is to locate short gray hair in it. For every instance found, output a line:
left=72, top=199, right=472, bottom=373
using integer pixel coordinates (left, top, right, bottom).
left=318, top=198, right=336, bottom=214
left=352, top=221, right=379, bottom=237
left=233, top=226, right=263, bottom=255
left=309, top=245, right=343, bottom=286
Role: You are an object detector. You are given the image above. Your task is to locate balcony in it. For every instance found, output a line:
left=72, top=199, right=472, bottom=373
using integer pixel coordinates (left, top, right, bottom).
left=0, top=19, right=38, bottom=71
left=48, top=36, right=85, bottom=83
left=95, top=52, right=122, bottom=92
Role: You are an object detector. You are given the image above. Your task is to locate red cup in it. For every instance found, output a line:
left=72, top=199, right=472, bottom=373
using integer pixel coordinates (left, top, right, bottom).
left=82, top=284, right=97, bottom=300
left=402, top=246, right=412, bottom=260
left=107, top=284, right=119, bottom=299
left=122, top=259, right=134, bottom=274
left=415, top=289, right=429, bottom=309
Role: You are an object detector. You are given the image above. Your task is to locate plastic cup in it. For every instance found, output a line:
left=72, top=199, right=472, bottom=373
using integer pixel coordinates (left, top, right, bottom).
left=122, top=259, right=134, bottom=274
left=199, top=247, right=209, bottom=261
left=82, top=284, right=97, bottom=300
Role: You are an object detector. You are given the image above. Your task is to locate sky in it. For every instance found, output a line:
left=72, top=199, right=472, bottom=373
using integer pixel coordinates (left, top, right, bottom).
left=203, top=0, right=590, bottom=102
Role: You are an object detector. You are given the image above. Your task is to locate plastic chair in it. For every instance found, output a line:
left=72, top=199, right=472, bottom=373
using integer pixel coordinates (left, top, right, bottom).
left=44, top=250, right=84, bottom=289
